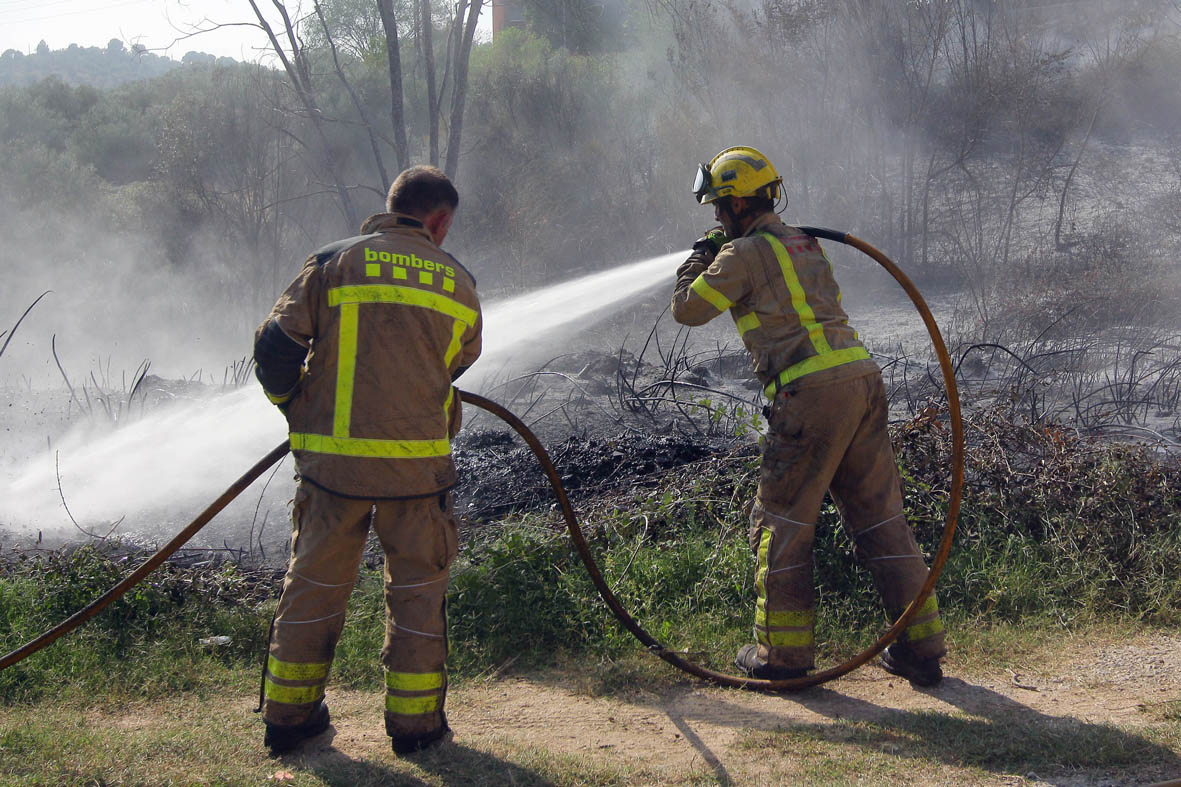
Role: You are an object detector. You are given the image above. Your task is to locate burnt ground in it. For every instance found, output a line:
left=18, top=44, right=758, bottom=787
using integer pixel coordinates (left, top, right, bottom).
left=452, top=427, right=749, bottom=525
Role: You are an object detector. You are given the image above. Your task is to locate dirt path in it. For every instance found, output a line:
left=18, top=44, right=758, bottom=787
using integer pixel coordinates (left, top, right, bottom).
left=274, top=630, right=1181, bottom=786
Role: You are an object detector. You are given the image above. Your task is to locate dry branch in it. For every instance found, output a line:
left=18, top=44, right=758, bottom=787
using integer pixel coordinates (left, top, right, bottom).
left=0, top=290, right=51, bottom=364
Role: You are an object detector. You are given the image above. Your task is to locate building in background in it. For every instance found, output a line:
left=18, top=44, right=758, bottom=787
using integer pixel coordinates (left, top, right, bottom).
left=491, top=0, right=526, bottom=37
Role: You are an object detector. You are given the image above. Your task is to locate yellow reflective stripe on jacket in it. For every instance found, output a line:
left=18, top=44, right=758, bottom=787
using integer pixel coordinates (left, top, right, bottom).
left=328, top=285, right=477, bottom=327
left=290, top=432, right=451, bottom=459
left=386, top=694, right=440, bottom=716
left=762, top=346, right=872, bottom=398
left=264, top=678, right=325, bottom=706
left=267, top=655, right=330, bottom=682
left=386, top=670, right=444, bottom=692
left=443, top=319, right=467, bottom=368
left=690, top=275, right=734, bottom=313
left=735, top=312, right=761, bottom=336
left=265, top=388, right=295, bottom=405
left=763, top=232, right=832, bottom=356
left=441, top=320, right=467, bottom=426
left=318, top=287, right=473, bottom=452
left=334, top=302, right=359, bottom=437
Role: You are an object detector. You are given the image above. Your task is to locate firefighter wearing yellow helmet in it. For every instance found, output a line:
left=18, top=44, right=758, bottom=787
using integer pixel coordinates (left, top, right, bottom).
left=673, top=146, right=947, bottom=686
left=691, top=145, right=783, bottom=205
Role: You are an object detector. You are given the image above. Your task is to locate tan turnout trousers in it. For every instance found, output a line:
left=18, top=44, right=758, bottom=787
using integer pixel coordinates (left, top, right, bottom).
left=261, top=483, right=458, bottom=738
left=751, top=372, right=945, bottom=670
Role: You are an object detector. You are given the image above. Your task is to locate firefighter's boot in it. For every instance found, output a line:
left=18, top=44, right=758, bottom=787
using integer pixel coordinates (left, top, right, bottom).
left=391, top=715, right=453, bottom=755
left=880, top=643, right=943, bottom=687
left=264, top=702, right=332, bottom=755
left=734, top=644, right=808, bottom=681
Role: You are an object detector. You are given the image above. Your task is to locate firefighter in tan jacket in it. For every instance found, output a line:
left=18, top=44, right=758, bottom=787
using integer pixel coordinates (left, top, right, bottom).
left=253, top=166, right=481, bottom=755
left=673, top=146, right=946, bottom=686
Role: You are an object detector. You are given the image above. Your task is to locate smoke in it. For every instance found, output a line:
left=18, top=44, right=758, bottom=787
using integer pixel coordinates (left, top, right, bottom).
left=0, top=208, right=267, bottom=390
left=0, top=251, right=685, bottom=538
left=0, top=386, right=288, bottom=539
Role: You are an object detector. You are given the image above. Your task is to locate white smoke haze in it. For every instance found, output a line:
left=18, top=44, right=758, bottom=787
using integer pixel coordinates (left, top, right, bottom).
left=0, top=387, right=288, bottom=540
left=0, top=251, right=685, bottom=540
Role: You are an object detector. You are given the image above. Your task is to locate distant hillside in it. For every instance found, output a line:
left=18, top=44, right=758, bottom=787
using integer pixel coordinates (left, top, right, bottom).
left=0, top=40, right=230, bottom=88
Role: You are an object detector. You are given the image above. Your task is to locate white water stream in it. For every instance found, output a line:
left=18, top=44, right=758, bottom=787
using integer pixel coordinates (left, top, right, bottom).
left=0, top=251, right=685, bottom=534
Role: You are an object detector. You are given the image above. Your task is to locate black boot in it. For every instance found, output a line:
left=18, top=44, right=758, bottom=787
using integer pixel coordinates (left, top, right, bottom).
left=391, top=720, right=453, bottom=755
left=880, top=643, right=943, bottom=687
left=734, top=644, right=809, bottom=680
left=264, top=703, right=332, bottom=755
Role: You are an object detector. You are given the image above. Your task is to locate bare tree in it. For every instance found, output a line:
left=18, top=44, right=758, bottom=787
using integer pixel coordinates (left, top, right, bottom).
left=377, top=0, right=412, bottom=171
left=315, top=0, right=392, bottom=191
left=245, top=0, right=360, bottom=229
left=444, top=0, right=484, bottom=178
left=418, top=0, right=440, bottom=165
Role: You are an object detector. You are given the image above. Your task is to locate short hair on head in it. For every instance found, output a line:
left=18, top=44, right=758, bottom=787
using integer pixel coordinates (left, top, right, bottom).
left=745, top=194, right=775, bottom=214
left=720, top=192, right=774, bottom=214
left=386, top=165, right=459, bottom=216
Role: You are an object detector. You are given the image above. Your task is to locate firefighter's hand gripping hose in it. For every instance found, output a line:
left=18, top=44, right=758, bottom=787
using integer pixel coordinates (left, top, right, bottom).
left=0, top=228, right=961, bottom=694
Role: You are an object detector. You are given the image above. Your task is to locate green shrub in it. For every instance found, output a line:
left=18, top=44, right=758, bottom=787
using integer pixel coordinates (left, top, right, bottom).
left=0, top=545, right=270, bottom=702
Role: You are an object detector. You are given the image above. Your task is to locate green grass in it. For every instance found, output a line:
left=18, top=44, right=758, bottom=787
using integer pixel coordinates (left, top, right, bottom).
left=0, top=548, right=268, bottom=704
left=738, top=711, right=1178, bottom=785
left=0, top=698, right=666, bottom=786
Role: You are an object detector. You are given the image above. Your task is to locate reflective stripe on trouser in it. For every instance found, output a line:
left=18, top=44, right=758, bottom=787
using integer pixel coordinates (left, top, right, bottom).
left=750, top=504, right=817, bottom=669
left=379, top=493, right=456, bottom=739
left=751, top=373, right=946, bottom=669
left=263, top=482, right=458, bottom=732
left=385, top=668, right=446, bottom=733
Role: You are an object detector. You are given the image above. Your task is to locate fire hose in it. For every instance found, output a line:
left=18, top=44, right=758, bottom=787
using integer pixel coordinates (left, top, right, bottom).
left=0, top=229, right=962, bottom=693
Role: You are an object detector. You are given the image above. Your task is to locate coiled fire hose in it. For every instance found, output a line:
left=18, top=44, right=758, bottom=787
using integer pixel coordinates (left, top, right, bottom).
left=0, top=228, right=962, bottom=693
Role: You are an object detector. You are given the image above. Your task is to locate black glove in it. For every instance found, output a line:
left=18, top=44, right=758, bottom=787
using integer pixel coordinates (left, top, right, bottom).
left=692, top=227, right=730, bottom=257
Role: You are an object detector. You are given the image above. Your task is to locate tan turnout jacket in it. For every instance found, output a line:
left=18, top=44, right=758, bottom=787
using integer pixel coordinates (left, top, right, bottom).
left=672, top=214, right=875, bottom=395
left=262, top=212, right=482, bottom=498
left=671, top=213, right=946, bottom=669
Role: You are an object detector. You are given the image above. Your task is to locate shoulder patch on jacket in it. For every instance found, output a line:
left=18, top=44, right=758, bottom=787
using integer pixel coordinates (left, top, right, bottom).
left=311, top=233, right=382, bottom=266
left=444, top=252, right=477, bottom=287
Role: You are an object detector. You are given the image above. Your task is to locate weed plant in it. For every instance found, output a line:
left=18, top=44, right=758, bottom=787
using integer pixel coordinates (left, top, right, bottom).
left=0, top=545, right=271, bottom=703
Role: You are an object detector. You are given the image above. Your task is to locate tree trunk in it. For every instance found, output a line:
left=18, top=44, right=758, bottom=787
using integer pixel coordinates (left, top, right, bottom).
left=314, top=0, right=390, bottom=193
left=247, top=0, right=357, bottom=230
left=443, top=0, right=483, bottom=179
left=377, top=0, right=410, bottom=172
left=420, top=0, right=440, bottom=166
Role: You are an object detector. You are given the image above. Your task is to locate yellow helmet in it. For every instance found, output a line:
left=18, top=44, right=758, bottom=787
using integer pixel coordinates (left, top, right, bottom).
left=692, top=146, right=783, bottom=205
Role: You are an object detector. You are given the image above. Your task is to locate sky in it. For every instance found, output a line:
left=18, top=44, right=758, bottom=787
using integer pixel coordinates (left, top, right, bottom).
left=0, top=0, right=492, bottom=61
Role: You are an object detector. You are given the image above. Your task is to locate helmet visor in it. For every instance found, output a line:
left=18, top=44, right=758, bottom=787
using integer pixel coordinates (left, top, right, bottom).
left=692, top=163, right=712, bottom=203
